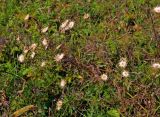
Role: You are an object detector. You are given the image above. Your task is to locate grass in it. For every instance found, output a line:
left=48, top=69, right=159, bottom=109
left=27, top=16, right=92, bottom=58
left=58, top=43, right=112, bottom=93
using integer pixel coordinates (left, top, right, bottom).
left=0, top=0, right=160, bottom=116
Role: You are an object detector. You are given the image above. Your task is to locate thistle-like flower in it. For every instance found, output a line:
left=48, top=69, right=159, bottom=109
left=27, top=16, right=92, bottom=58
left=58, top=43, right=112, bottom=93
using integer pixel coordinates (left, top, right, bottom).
left=100, top=74, right=108, bottom=81
left=60, top=20, right=69, bottom=29
left=56, top=100, right=63, bottom=110
left=67, top=21, right=74, bottom=30
left=18, top=54, right=25, bottom=63
left=41, top=61, right=46, bottom=67
left=119, top=58, right=127, bottom=68
left=16, top=35, right=20, bottom=42
left=31, top=51, right=35, bottom=59
left=60, top=79, right=66, bottom=88
left=152, top=63, right=160, bottom=69
left=153, top=6, right=160, bottom=13
left=54, top=53, right=65, bottom=62
left=23, top=46, right=29, bottom=54
left=30, top=43, right=37, bottom=51
left=83, top=13, right=90, bottom=19
left=42, top=38, right=48, bottom=49
left=122, top=70, right=129, bottom=77
left=41, top=26, right=48, bottom=33
left=59, top=20, right=75, bottom=33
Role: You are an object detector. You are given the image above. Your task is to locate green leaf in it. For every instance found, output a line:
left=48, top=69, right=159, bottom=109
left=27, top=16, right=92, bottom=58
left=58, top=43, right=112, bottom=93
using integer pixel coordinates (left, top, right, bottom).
left=107, top=109, right=120, bottom=117
left=21, top=67, right=32, bottom=76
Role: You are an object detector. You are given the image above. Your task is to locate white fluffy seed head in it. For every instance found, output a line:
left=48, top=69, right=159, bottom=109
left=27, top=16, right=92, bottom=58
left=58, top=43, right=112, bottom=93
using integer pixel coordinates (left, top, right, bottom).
left=30, top=43, right=37, bottom=51
left=42, top=38, right=48, bottom=48
left=153, top=6, right=160, bottom=13
left=41, top=26, right=48, bottom=33
left=152, top=63, right=160, bottom=69
left=23, top=46, right=29, bottom=54
left=119, top=58, right=127, bottom=68
left=122, top=70, right=129, bottom=77
left=23, top=49, right=28, bottom=54
left=67, top=21, right=74, bottom=29
left=31, top=51, right=35, bottom=59
left=54, top=53, right=65, bottom=62
left=60, top=20, right=69, bottom=29
left=18, top=54, right=25, bottom=63
left=16, top=36, right=20, bottom=42
left=100, top=74, right=108, bottom=81
left=60, top=79, right=66, bottom=88
left=41, top=61, right=46, bottom=67
left=59, top=20, right=75, bottom=33
left=83, top=13, right=90, bottom=19
left=56, top=100, right=63, bottom=110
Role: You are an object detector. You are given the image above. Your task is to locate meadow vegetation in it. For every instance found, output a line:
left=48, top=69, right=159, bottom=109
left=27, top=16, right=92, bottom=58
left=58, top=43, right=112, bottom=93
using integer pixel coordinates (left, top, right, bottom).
left=0, top=0, right=160, bottom=116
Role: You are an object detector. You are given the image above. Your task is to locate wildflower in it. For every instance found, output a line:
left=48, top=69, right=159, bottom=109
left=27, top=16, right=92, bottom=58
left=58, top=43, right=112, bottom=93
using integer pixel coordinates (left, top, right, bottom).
left=16, top=35, right=20, bottom=41
left=54, top=53, right=64, bottom=62
left=30, top=43, right=37, bottom=50
left=41, top=26, right=48, bottom=33
left=31, top=51, right=35, bottom=59
left=118, top=58, right=127, bottom=68
left=23, top=46, right=29, bottom=54
left=18, top=54, right=25, bottom=63
left=56, top=100, right=63, bottom=110
left=41, top=61, right=46, bottom=67
left=100, top=74, right=108, bottom=81
left=153, top=6, right=160, bottom=13
left=42, top=38, right=48, bottom=49
left=59, top=20, right=75, bottom=33
left=24, top=14, right=30, bottom=21
left=83, top=13, right=90, bottom=19
left=152, top=63, right=160, bottom=69
left=60, top=20, right=69, bottom=29
left=122, top=70, right=129, bottom=77
left=60, top=79, right=66, bottom=88
left=67, top=21, right=74, bottom=30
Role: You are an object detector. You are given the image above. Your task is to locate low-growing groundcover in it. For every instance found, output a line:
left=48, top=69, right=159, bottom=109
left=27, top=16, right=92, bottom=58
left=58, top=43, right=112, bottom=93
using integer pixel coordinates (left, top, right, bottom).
left=0, top=0, right=160, bottom=116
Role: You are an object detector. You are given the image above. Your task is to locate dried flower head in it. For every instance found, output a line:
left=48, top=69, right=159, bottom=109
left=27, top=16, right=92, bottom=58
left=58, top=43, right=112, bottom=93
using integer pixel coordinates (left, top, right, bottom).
left=41, top=26, right=48, bottom=33
left=119, top=58, right=127, bottom=68
left=18, top=54, right=25, bottom=63
left=83, top=13, right=90, bottom=19
left=30, top=43, right=37, bottom=51
left=67, top=21, right=74, bottom=29
left=153, top=6, right=160, bottom=13
left=60, top=79, right=66, bottom=88
left=16, top=35, right=20, bottom=42
left=54, top=53, right=64, bottom=62
left=100, top=74, right=108, bottom=81
left=152, top=63, right=160, bottom=69
left=56, top=100, right=63, bottom=110
left=122, top=70, right=129, bottom=77
left=23, top=46, right=29, bottom=54
left=41, top=61, right=46, bottom=67
left=24, top=14, right=30, bottom=21
left=60, top=20, right=69, bottom=29
left=42, top=38, right=48, bottom=49
left=31, top=51, right=35, bottom=59
left=59, top=20, right=75, bottom=33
